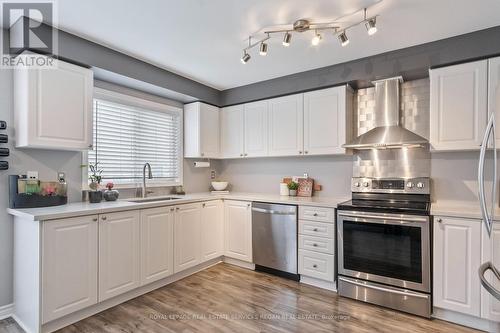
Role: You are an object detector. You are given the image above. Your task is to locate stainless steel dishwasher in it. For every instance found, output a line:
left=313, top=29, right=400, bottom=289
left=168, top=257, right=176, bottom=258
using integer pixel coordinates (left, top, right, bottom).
left=252, top=202, right=298, bottom=280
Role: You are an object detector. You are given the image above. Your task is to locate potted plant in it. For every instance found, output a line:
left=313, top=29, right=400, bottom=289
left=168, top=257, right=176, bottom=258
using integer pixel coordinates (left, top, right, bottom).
left=87, top=162, right=103, bottom=203
left=103, top=182, right=119, bottom=201
left=287, top=181, right=299, bottom=196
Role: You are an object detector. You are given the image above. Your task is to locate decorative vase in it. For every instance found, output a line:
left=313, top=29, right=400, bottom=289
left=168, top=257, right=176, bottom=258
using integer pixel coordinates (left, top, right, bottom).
left=88, top=190, right=103, bottom=203
left=104, top=189, right=119, bottom=201
left=289, top=189, right=297, bottom=196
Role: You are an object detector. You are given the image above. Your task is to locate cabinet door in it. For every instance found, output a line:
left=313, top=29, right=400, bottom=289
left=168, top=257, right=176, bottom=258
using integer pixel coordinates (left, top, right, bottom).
left=174, top=203, right=202, bottom=272
left=488, top=57, right=500, bottom=147
left=221, top=105, right=244, bottom=158
left=201, top=200, right=224, bottom=261
left=481, top=222, right=500, bottom=321
left=430, top=60, right=487, bottom=151
left=42, top=215, right=98, bottom=323
left=433, top=216, right=481, bottom=316
left=15, top=55, right=93, bottom=150
left=304, top=86, right=347, bottom=155
left=200, top=103, right=220, bottom=158
left=99, top=210, right=141, bottom=302
left=268, top=94, right=304, bottom=156
left=244, top=101, right=268, bottom=157
left=140, top=207, right=174, bottom=285
left=224, top=200, right=252, bottom=262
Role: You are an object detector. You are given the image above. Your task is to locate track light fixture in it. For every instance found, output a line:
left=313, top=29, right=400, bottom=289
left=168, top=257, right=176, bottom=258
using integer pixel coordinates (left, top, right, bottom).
left=338, top=31, right=349, bottom=47
left=240, top=2, right=381, bottom=64
left=283, top=32, right=292, bottom=46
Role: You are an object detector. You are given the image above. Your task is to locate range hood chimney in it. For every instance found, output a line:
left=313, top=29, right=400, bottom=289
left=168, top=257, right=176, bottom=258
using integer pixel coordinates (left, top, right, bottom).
left=343, top=76, right=428, bottom=150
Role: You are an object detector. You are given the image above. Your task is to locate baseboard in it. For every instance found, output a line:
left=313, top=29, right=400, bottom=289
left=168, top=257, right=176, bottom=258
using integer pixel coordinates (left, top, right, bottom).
left=11, top=313, right=33, bottom=333
left=0, top=303, right=13, bottom=320
left=41, top=258, right=223, bottom=333
left=223, top=256, right=255, bottom=270
left=432, top=307, right=499, bottom=332
left=300, top=276, right=337, bottom=292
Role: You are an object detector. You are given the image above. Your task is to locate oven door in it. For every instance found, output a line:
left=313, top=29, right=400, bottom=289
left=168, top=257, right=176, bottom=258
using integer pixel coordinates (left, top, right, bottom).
left=337, top=210, right=430, bottom=293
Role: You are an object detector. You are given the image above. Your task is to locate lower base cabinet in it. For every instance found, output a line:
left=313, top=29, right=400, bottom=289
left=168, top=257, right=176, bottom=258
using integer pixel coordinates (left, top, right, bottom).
left=224, top=200, right=252, bottom=262
left=174, top=203, right=202, bottom=273
left=201, top=200, right=224, bottom=261
left=140, top=207, right=175, bottom=285
left=99, top=210, right=141, bottom=302
left=42, top=215, right=98, bottom=323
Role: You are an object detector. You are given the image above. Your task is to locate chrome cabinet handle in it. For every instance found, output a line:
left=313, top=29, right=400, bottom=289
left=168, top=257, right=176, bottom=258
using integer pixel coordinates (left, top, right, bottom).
left=176, top=207, right=180, bottom=211
left=313, top=213, right=318, bottom=216
left=312, top=243, right=318, bottom=247
left=92, top=217, right=98, bottom=222
left=313, top=264, right=317, bottom=268
left=436, top=218, right=442, bottom=223
left=101, top=216, right=107, bottom=221
left=478, top=113, right=496, bottom=236
left=313, top=228, right=318, bottom=232
left=299, top=151, right=302, bottom=154
left=479, top=261, right=500, bottom=301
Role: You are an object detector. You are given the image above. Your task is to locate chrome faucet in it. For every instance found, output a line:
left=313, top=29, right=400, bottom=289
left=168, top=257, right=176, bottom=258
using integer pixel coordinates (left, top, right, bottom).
left=142, top=162, right=153, bottom=198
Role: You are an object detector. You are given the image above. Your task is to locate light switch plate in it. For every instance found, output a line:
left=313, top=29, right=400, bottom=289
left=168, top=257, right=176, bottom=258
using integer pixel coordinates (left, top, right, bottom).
left=210, top=170, right=216, bottom=179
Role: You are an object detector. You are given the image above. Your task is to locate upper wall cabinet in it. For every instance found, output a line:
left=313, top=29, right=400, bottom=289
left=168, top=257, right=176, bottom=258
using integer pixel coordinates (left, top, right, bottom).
left=14, top=55, right=94, bottom=150
left=244, top=101, right=269, bottom=157
left=430, top=60, right=488, bottom=151
left=488, top=57, right=500, bottom=148
left=184, top=102, right=220, bottom=158
left=303, top=86, right=352, bottom=155
left=220, top=105, right=244, bottom=158
left=268, top=94, right=304, bottom=156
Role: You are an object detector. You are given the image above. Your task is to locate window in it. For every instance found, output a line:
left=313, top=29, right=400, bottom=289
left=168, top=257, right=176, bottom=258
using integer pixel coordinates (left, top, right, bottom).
left=87, top=89, right=183, bottom=187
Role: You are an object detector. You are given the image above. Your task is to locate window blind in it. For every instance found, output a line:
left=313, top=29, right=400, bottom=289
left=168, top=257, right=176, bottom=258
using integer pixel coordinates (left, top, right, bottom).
left=88, top=98, right=182, bottom=185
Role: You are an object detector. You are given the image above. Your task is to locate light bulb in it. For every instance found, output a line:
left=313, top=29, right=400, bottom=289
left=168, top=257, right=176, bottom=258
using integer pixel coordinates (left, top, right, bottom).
left=311, top=33, right=322, bottom=46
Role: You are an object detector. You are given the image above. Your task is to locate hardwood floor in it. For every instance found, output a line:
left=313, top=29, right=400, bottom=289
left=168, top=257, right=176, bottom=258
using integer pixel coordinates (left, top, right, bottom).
left=1, top=263, right=480, bottom=333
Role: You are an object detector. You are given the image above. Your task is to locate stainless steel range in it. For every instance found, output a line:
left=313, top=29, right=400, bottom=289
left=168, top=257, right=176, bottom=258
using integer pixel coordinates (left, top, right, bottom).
left=336, top=177, right=432, bottom=318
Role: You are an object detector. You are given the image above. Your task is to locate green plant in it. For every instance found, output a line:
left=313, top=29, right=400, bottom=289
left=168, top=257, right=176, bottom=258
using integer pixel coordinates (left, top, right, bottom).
left=82, top=162, right=103, bottom=190
left=287, top=181, right=299, bottom=191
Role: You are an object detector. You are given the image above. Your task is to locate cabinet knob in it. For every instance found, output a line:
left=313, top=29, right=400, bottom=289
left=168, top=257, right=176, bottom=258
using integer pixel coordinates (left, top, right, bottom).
left=176, top=207, right=180, bottom=211
left=202, top=203, right=206, bottom=208
left=170, top=208, right=175, bottom=212
left=101, top=216, right=107, bottom=221
left=305, top=151, right=309, bottom=154
left=244, top=153, right=248, bottom=156
left=313, top=264, right=317, bottom=268
left=436, top=218, right=442, bottom=223
left=313, top=213, right=318, bottom=216
left=313, top=228, right=318, bottom=232
left=201, top=153, right=205, bottom=157
left=88, top=144, right=93, bottom=149
left=240, top=153, right=243, bottom=157
left=299, top=151, right=303, bottom=154
left=313, top=243, right=318, bottom=247
left=92, top=217, right=98, bottom=222
left=247, top=203, right=251, bottom=208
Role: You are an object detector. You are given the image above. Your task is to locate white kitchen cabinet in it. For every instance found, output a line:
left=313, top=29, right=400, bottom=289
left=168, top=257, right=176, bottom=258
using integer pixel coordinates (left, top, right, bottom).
left=98, top=210, right=141, bottom=302
left=201, top=200, right=224, bottom=261
left=221, top=105, right=245, bottom=158
left=430, top=60, right=488, bottom=151
left=174, top=203, right=202, bottom=272
left=14, top=54, right=93, bottom=150
left=140, top=207, right=174, bottom=285
left=268, top=94, right=304, bottom=156
left=184, top=102, right=220, bottom=158
left=481, top=222, right=500, bottom=321
left=244, top=101, right=269, bottom=157
left=433, top=216, right=482, bottom=316
left=303, top=86, right=352, bottom=155
left=41, top=215, right=98, bottom=323
left=224, top=200, right=252, bottom=262
left=488, top=57, right=500, bottom=147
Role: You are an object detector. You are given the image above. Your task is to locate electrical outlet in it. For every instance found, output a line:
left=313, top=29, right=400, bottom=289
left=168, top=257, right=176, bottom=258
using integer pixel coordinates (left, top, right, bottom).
left=210, top=170, right=216, bottom=179
left=27, top=171, right=39, bottom=180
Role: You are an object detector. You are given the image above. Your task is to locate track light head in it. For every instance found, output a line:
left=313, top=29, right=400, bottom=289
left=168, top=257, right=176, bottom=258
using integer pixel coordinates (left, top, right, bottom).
left=259, top=42, right=268, bottom=56
left=241, top=51, right=251, bottom=64
left=311, top=32, right=322, bottom=46
left=365, top=17, right=377, bottom=35
left=338, top=31, right=349, bottom=47
left=283, top=32, right=292, bottom=47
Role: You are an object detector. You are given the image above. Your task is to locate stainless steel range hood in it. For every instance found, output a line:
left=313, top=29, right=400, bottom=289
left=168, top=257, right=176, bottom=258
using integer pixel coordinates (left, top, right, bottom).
left=343, top=76, right=428, bottom=150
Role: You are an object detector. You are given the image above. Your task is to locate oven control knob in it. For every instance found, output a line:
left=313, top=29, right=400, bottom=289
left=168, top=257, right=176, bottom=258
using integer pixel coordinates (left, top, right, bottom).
left=417, top=182, right=425, bottom=189
left=406, top=182, right=414, bottom=188
left=363, top=181, right=369, bottom=187
left=354, top=182, right=360, bottom=187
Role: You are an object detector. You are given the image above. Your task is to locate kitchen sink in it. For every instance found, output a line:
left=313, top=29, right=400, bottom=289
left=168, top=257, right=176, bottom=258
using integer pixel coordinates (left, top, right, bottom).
left=127, top=196, right=182, bottom=203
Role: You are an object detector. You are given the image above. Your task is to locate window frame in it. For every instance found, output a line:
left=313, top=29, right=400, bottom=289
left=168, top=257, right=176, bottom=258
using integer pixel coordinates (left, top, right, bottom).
left=82, top=87, right=184, bottom=190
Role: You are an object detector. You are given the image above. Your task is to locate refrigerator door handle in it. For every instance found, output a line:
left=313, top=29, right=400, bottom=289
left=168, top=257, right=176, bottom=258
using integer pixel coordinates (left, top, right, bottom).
left=478, top=113, right=496, bottom=236
left=479, top=261, right=500, bottom=301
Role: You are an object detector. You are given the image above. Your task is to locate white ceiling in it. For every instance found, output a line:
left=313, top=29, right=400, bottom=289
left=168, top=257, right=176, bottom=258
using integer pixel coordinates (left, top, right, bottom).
left=51, top=0, right=500, bottom=90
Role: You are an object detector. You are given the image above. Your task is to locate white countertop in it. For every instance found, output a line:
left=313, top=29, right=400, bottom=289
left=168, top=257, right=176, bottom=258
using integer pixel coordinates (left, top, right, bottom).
left=7, top=192, right=349, bottom=221
left=431, top=200, right=500, bottom=220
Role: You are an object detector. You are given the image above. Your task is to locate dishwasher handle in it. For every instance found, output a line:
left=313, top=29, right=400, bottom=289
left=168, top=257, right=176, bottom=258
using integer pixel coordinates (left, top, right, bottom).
left=252, top=207, right=296, bottom=216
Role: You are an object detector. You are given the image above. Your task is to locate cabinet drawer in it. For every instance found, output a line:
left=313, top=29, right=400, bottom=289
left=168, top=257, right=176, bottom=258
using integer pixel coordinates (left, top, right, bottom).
left=299, top=235, right=334, bottom=254
left=299, top=220, right=334, bottom=238
left=298, top=249, right=334, bottom=282
left=299, top=206, right=334, bottom=223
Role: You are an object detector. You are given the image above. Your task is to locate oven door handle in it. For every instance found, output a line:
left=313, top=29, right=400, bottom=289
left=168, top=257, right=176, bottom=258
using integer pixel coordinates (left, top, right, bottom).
left=339, top=276, right=430, bottom=299
left=337, top=212, right=428, bottom=224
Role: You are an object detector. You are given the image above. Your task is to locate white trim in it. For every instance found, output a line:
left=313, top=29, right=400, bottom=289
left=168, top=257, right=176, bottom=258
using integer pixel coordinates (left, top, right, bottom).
left=432, top=307, right=498, bottom=332
left=300, top=276, right=337, bottom=291
left=81, top=87, right=184, bottom=190
left=11, top=314, right=33, bottom=333
left=0, top=303, right=13, bottom=320
left=222, top=257, right=255, bottom=270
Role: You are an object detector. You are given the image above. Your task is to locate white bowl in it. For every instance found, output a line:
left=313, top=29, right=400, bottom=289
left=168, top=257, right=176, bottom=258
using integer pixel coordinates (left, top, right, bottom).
left=211, top=181, right=228, bottom=191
